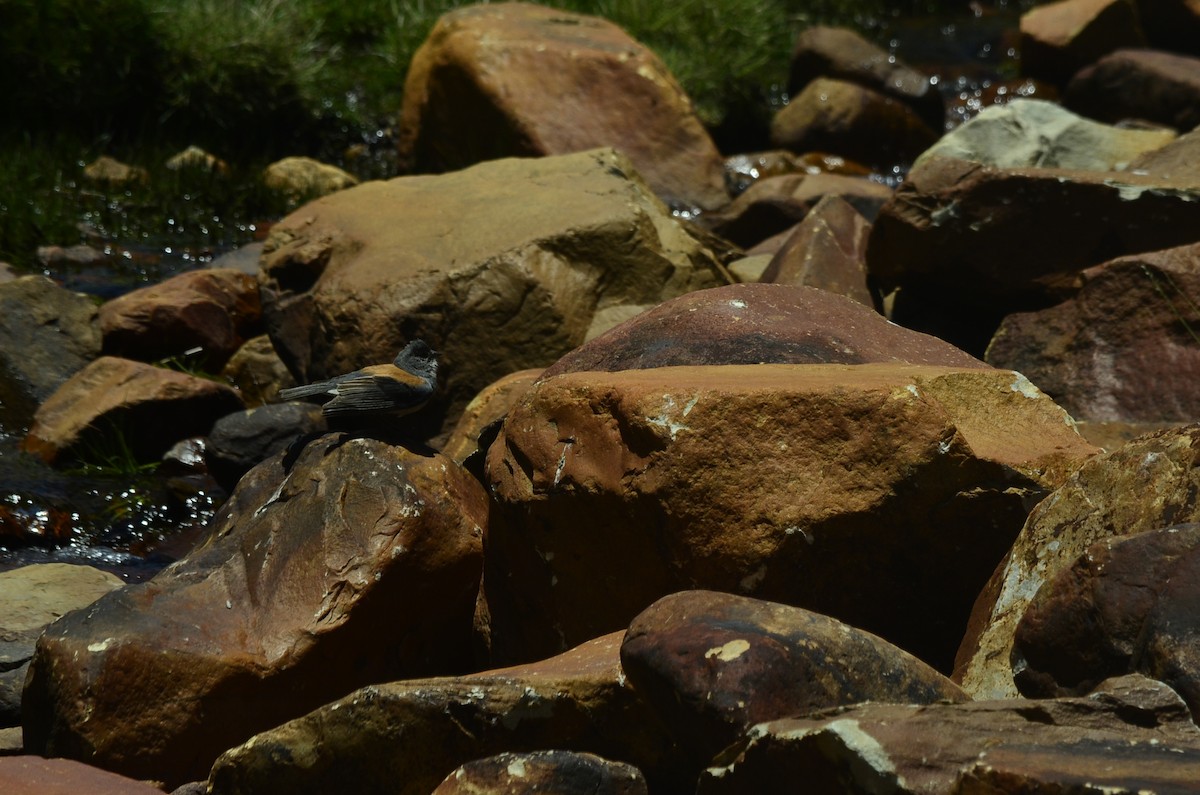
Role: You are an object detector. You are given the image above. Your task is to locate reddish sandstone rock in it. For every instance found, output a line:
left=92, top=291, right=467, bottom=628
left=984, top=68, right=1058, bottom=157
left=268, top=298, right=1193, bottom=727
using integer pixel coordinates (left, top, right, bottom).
left=1014, top=524, right=1200, bottom=721
left=758, top=196, right=872, bottom=304
left=396, top=3, right=727, bottom=212
left=0, top=756, right=164, bottom=795
left=956, top=424, right=1200, bottom=700
left=98, top=268, right=261, bottom=369
left=696, top=676, right=1200, bottom=794
left=1066, top=48, right=1200, bottom=131
left=621, top=591, right=966, bottom=768
left=484, top=362, right=1096, bottom=671
left=986, top=242, right=1200, bottom=423
left=22, top=433, right=487, bottom=787
left=22, top=356, right=244, bottom=465
left=769, top=77, right=939, bottom=170
left=1019, top=0, right=1145, bottom=86
left=442, top=368, right=542, bottom=474
left=432, top=750, right=648, bottom=795
left=1128, top=126, right=1200, bottom=182
left=541, top=283, right=986, bottom=379
left=207, top=633, right=680, bottom=795
left=219, top=334, right=297, bottom=408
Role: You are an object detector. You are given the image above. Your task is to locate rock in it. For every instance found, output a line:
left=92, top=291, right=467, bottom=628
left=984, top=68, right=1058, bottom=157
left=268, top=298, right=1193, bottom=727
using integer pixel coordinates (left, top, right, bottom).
left=204, top=402, right=326, bottom=490
left=0, top=276, right=101, bottom=422
left=701, top=172, right=891, bottom=249
left=540, top=283, right=987, bottom=380
left=724, top=150, right=872, bottom=196
left=1066, top=48, right=1200, bottom=131
left=787, top=26, right=944, bottom=131
left=769, top=77, right=939, bottom=169
left=219, top=334, right=297, bottom=408
left=1074, top=419, right=1187, bottom=451
left=0, top=564, right=124, bottom=727
left=165, top=145, right=227, bottom=174
left=81, top=156, right=148, bottom=187
left=866, top=153, right=1200, bottom=356
left=206, top=632, right=682, bottom=795
left=432, top=750, right=648, bottom=795
left=259, top=148, right=727, bottom=438
left=1013, top=524, right=1200, bottom=721
left=483, top=362, right=1096, bottom=671
left=36, top=244, right=108, bottom=269
left=758, top=195, right=872, bottom=305
left=696, top=678, right=1200, bottom=794
left=1136, top=0, right=1200, bottom=54
left=726, top=255, right=772, bottom=283
left=985, top=241, right=1200, bottom=423
left=955, top=424, right=1200, bottom=700
left=208, top=241, right=265, bottom=275
left=262, top=156, right=358, bottom=201
left=22, top=356, right=244, bottom=466
left=621, top=591, right=966, bottom=769
left=397, top=3, right=728, bottom=212
left=442, top=368, right=542, bottom=477
left=0, top=756, right=165, bottom=795
left=914, top=98, right=1176, bottom=172
left=22, top=433, right=487, bottom=787
left=98, top=268, right=262, bottom=369
left=1128, top=126, right=1200, bottom=181
left=1019, top=0, right=1145, bottom=87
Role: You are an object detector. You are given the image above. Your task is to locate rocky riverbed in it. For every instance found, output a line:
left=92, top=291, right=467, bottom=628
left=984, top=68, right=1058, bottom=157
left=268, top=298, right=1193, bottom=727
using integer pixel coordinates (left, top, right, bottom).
left=3, top=0, right=1200, bottom=792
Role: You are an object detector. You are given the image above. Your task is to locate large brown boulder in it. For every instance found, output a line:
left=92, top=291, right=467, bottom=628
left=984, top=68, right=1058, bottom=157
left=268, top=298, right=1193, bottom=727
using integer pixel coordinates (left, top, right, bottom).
left=483, top=362, right=1096, bottom=671
left=22, top=433, right=487, bottom=788
left=697, top=675, right=1200, bottom=793
left=1014, top=524, right=1200, bottom=721
left=396, top=3, right=728, bottom=212
left=955, top=423, right=1200, bottom=699
left=621, top=591, right=966, bottom=771
left=206, top=633, right=681, bottom=795
left=1019, top=0, right=1146, bottom=86
left=258, top=148, right=728, bottom=438
left=22, top=356, right=244, bottom=465
left=986, top=241, right=1200, bottom=423
left=1066, top=48, right=1200, bottom=131
left=98, top=268, right=261, bottom=369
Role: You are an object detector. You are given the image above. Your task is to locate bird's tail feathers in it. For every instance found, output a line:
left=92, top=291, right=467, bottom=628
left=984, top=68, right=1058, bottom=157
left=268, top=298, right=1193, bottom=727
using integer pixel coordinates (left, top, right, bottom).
left=278, top=382, right=332, bottom=401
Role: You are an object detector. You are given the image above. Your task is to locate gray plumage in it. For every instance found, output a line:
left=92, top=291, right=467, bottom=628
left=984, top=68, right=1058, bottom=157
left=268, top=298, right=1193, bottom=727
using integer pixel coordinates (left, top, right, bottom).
left=278, top=339, right=438, bottom=418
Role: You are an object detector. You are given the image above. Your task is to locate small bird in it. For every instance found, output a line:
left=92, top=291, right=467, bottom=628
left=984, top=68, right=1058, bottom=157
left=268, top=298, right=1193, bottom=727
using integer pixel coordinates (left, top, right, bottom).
left=278, top=339, right=439, bottom=420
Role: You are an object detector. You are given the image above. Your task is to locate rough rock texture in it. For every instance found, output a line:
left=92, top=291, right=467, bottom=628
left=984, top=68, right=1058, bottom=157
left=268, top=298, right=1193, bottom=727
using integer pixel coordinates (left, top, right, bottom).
left=22, top=356, right=244, bottom=465
left=621, top=591, right=966, bottom=769
left=206, top=633, right=681, bottom=795
left=98, top=268, right=261, bottom=369
left=769, top=77, right=939, bottom=170
left=219, top=334, right=297, bottom=408
left=22, top=434, right=487, bottom=787
left=956, top=424, right=1200, bottom=700
left=0, top=276, right=100, bottom=416
left=262, top=156, right=358, bottom=201
left=484, top=362, right=1096, bottom=671
left=442, top=368, right=542, bottom=477
left=204, top=402, right=327, bottom=490
left=0, top=564, right=124, bottom=727
left=258, top=148, right=727, bottom=438
left=1128, top=126, right=1200, bottom=182
left=758, top=195, right=872, bottom=304
left=1066, top=48, right=1200, bottom=132
left=866, top=154, right=1200, bottom=356
left=0, top=756, right=165, bottom=795
left=1014, top=524, right=1200, bottom=721
left=1019, top=0, right=1145, bottom=86
left=787, top=26, right=943, bottom=131
left=914, top=98, right=1176, bottom=172
left=697, top=675, right=1200, bottom=794
left=432, top=750, right=648, bottom=795
left=396, top=3, right=728, bottom=212
left=541, top=283, right=986, bottom=380
left=986, top=242, right=1200, bottom=423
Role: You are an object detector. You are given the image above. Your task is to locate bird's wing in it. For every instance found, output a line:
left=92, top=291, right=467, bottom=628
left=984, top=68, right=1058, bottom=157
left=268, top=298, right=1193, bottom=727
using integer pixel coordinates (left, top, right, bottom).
left=322, top=370, right=433, bottom=416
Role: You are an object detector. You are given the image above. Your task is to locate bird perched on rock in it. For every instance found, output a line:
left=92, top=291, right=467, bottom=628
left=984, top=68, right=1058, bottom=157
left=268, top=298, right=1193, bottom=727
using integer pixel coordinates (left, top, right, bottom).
left=278, top=339, right=438, bottom=420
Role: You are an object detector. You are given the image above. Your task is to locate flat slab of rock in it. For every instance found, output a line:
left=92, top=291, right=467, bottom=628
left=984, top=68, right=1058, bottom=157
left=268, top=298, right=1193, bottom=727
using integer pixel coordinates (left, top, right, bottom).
left=23, top=434, right=487, bottom=787
left=484, top=363, right=1096, bottom=671
left=259, top=148, right=727, bottom=437
left=1019, top=0, right=1145, bottom=86
left=1066, top=48, right=1200, bottom=131
left=986, top=241, right=1200, bottom=423
left=541, top=283, right=985, bottom=379
left=697, top=676, right=1200, bottom=793
left=621, top=591, right=965, bottom=768
left=432, top=750, right=648, bottom=795
left=22, top=356, right=244, bottom=465
left=0, top=756, right=164, bottom=795
left=397, top=3, right=728, bottom=212
left=956, top=423, right=1200, bottom=700
left=207, top=633, right=679, bottom=795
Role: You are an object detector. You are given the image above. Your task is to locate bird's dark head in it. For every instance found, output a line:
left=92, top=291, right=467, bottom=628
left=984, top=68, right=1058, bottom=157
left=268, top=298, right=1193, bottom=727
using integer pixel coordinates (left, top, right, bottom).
left=396, top=339, right=439, bottom=380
